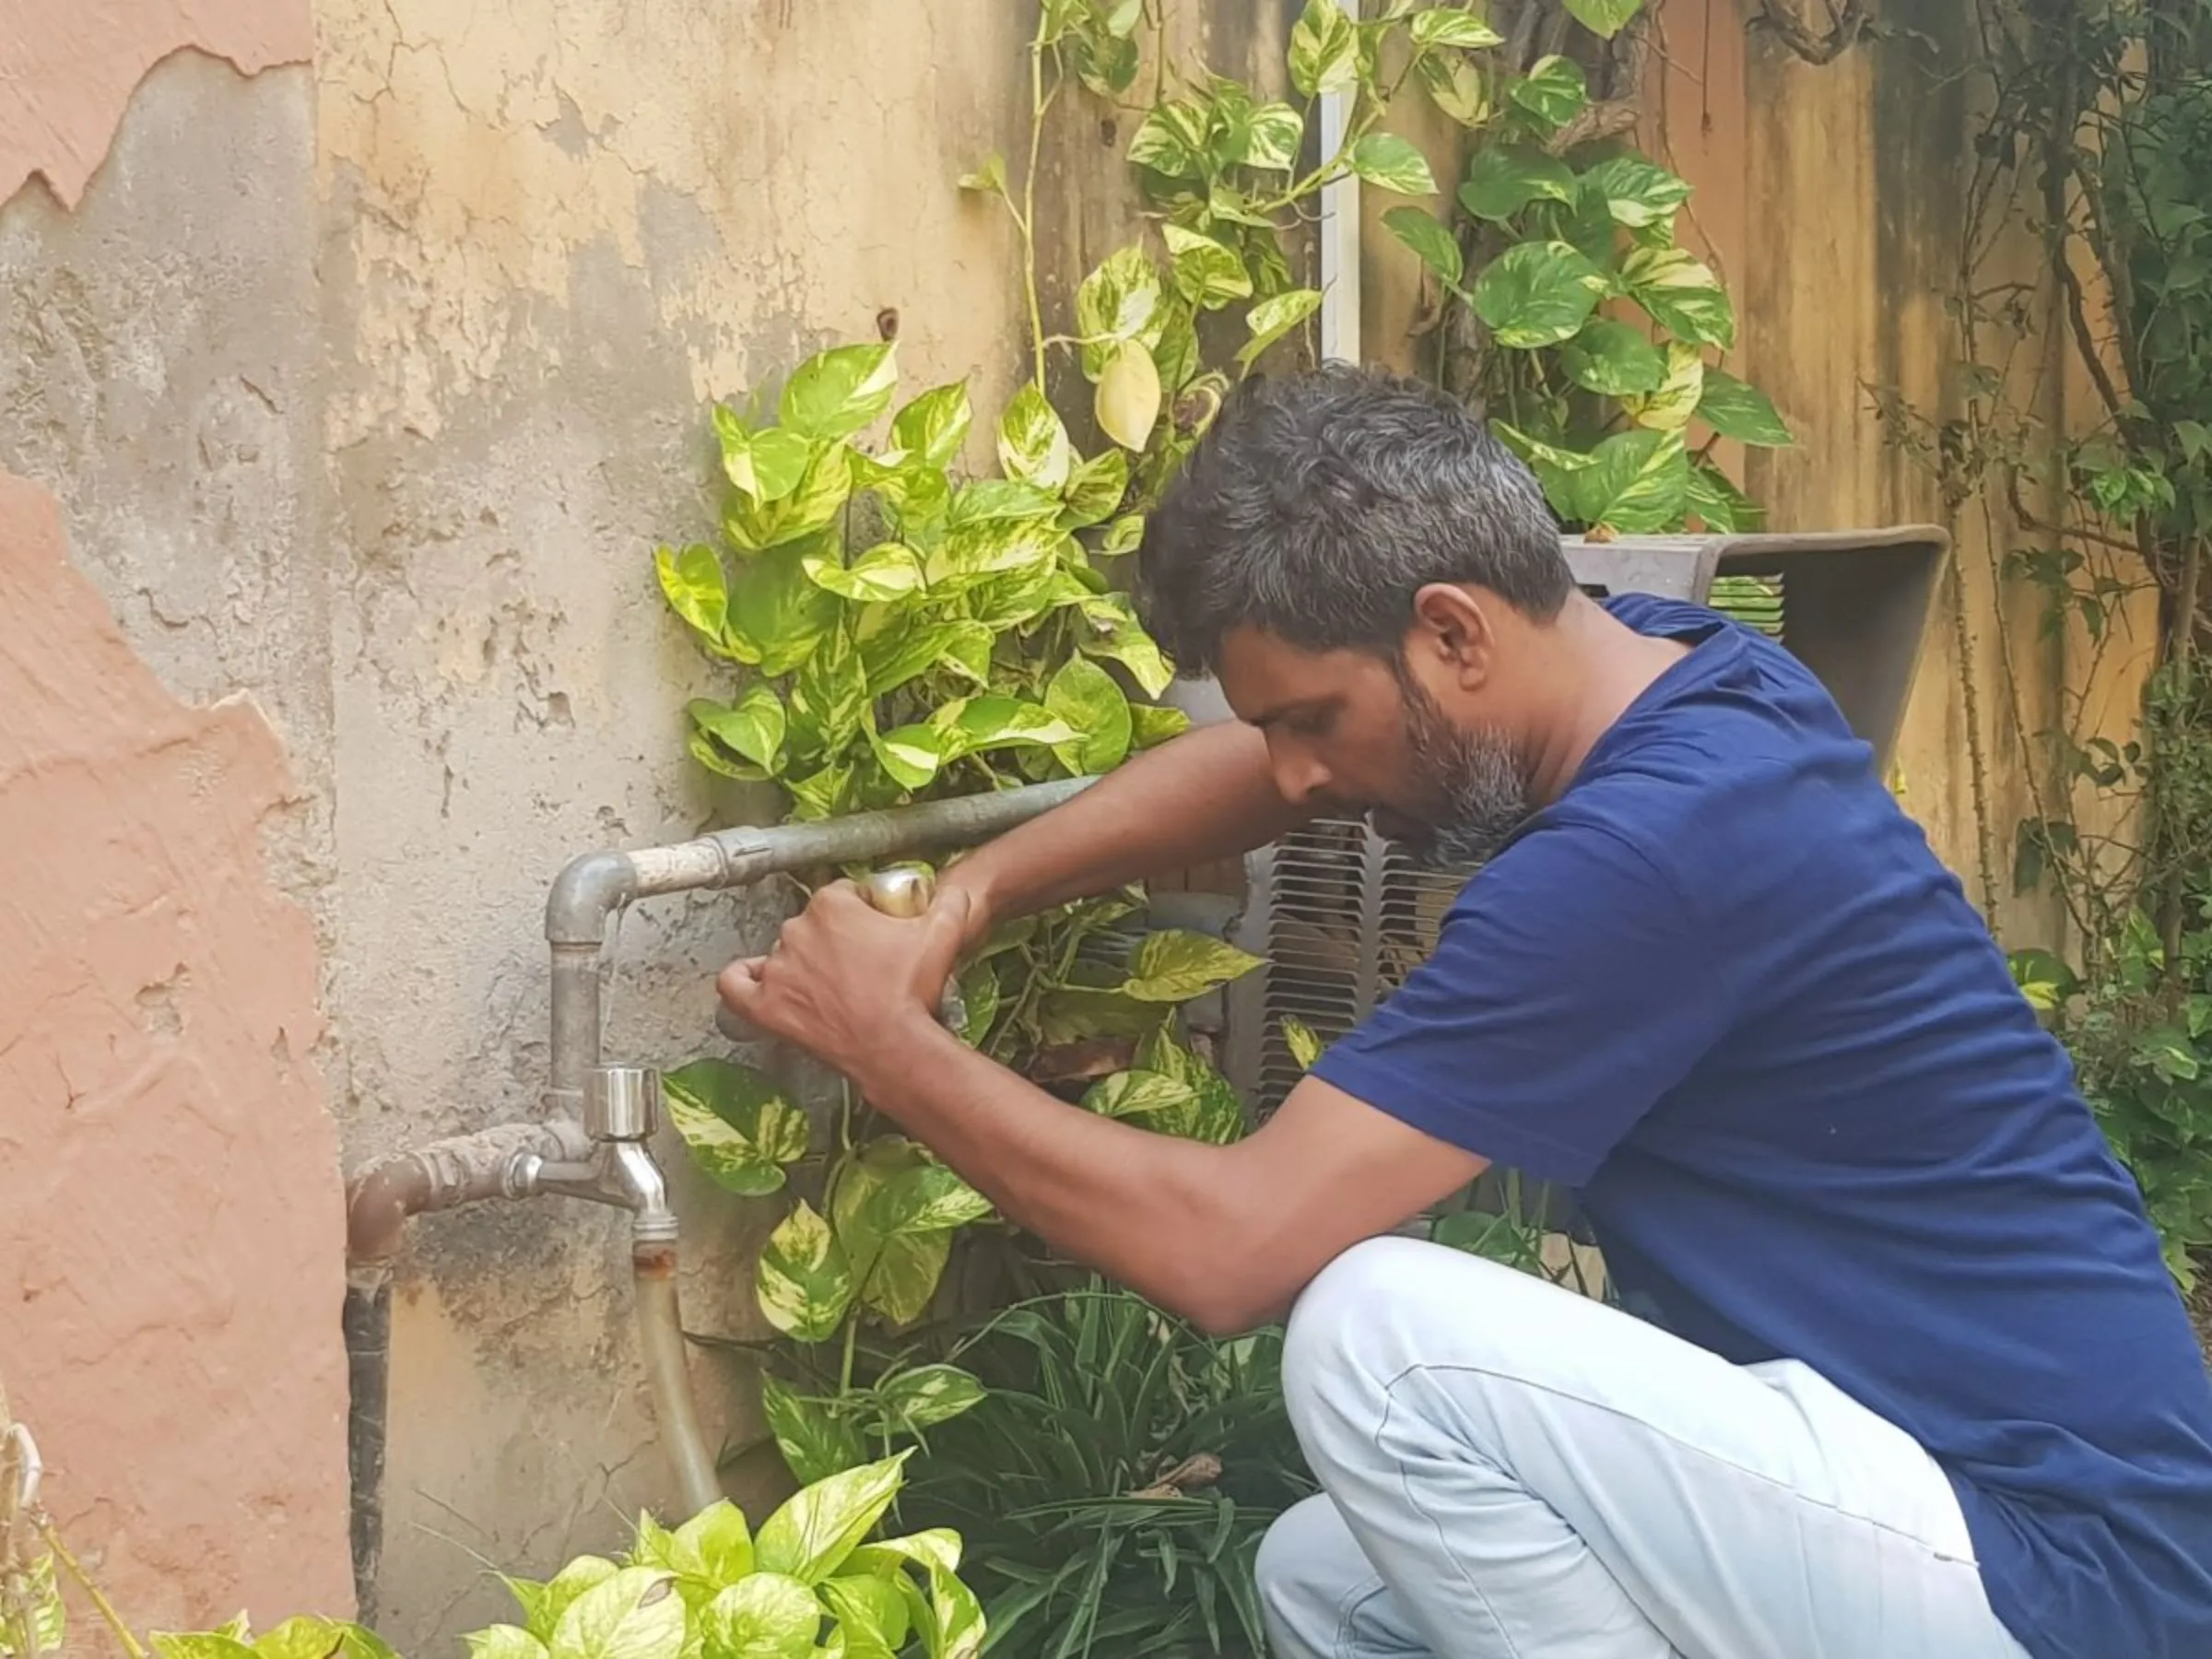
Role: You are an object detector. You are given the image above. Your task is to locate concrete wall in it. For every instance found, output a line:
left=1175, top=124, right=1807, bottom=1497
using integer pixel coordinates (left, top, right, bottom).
left=2, top=1, right=1277, bottom=1650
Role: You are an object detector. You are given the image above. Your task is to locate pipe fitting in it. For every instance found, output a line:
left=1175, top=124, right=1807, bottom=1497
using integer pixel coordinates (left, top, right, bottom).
left=345, top=1118, right=594, bottom=1268
left=546, top=849, right=642, bottom=946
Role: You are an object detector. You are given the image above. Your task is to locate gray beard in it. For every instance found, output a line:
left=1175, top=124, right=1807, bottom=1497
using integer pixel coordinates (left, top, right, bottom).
left=1394, top=677, right=1533, bottom=869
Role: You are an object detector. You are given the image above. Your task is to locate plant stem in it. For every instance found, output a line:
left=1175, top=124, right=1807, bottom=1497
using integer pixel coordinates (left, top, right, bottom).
left=33, top=1523, right=144, bottom=1659
left=1022, top=6, right=1056, bottom=391
left=839, top=1315, right=861, bottom=1395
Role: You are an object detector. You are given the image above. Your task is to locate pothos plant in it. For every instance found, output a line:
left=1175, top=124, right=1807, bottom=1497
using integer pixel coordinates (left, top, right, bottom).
left=651, top=337, right=1268, bottom=1485
left=5, top=1395, right=984, bottom=1659
left=1373, top=4, right=1791, bottom=533
left=644, top=0, right=1488, bottom=1493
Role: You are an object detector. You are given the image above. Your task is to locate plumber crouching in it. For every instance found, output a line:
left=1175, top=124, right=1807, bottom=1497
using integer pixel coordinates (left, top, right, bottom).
left=718, top=366, right=2212, bottom=1659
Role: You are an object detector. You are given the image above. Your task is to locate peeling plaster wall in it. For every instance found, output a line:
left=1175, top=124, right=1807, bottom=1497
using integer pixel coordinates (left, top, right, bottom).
left=0, top=0, right=312, bottom=205
left=0, top=473, right=353, bottom=1634
left=311, top=1, right=1279, bottom=1649
left=0, top=28, right=354, bottom=1646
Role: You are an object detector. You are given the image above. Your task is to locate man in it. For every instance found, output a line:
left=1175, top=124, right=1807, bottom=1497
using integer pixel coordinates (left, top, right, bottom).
left=720, top=367, right=2212, bottom=1659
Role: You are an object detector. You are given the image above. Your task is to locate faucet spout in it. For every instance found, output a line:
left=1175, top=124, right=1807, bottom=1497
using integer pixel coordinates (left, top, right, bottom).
left=524, top=1141, right=676, bottom=1241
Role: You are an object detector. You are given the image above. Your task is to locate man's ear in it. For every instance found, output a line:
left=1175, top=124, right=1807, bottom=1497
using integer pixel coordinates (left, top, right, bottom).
left=1408, top=582, right=1496, bottom=691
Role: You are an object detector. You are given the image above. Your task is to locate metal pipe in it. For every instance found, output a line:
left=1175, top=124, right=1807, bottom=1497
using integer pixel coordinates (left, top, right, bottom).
left=346, top=1118, right=594, bottom=1268
left=348, top=779, right=1102, bottom=1605
left=633, top=1240, right=720, bottom=1517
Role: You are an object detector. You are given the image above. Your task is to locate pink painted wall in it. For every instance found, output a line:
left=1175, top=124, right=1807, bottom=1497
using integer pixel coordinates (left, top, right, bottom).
left=0, top=474, right=353, bottom=1635
left=0, top=0, right=312, bottom=205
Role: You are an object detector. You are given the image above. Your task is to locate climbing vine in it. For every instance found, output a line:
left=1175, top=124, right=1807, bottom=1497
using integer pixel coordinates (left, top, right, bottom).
left=1873, top=0, right=2212, bottom=1286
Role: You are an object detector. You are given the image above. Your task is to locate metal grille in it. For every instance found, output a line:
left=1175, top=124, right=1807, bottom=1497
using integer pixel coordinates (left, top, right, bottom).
left=1708, top=571, right=1786, bottom=640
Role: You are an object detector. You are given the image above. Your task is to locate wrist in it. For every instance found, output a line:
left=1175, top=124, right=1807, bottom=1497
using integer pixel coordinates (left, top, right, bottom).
left=937, top=859, right=998, bottom=951
left=850, top=1001, right=963, bottom=1112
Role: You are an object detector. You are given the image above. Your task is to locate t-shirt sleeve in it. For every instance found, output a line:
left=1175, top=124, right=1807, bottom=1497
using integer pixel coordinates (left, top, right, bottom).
left=1309, top=818, right=1733, bottom=1186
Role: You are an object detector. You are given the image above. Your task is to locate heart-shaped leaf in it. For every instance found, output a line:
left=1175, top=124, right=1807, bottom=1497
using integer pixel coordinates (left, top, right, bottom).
left=1470, top=241, right=1609, bottom=348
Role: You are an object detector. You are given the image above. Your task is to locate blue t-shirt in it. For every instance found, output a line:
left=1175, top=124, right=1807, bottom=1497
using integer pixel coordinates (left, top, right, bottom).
left=1311, top=593, right=2212, bottom=1659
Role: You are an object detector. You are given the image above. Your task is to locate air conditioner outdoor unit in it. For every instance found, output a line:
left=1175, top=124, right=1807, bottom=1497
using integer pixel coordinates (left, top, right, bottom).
left=1209, top=526, right=1948, bottom=1177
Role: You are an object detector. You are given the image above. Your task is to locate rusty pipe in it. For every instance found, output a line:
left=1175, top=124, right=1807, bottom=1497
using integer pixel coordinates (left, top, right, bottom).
left=344, top=1118, right=594, bottom=1274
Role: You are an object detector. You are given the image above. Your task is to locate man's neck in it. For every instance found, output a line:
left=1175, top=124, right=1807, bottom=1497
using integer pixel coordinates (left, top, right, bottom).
left=1524, top=592, right=1694, bottom=806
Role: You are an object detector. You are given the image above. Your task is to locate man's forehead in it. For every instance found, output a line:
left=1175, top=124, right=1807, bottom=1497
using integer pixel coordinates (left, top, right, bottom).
left=1219, top=629, right=1390, bottom=721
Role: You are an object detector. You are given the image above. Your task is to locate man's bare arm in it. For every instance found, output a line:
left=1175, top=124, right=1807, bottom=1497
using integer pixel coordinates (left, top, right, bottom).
left=939, top=719, right=1311, bottom=942
left=844, top=1011, right=1488, bottom=1334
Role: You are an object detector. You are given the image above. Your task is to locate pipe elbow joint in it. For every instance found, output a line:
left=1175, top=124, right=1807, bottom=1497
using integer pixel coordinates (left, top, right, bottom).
left=547, top=850, right=640, bottom=946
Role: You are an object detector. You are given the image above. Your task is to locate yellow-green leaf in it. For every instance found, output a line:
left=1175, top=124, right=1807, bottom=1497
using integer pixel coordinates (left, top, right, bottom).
left=1418, top=52, right=1489, bottom=127
left=1076, top=247, right=1163, bottom=379
left=716, top=410, right=813, bottom=505
left=1459, top=146, right=1577, bottom=222
left=870, top=722, right=946, bottom=792
left=1283, top=1016, right=1325, bottom=1069
left=665, top=1059, right=808, bottom=1196
left=1582, top=154, right=1691, bottom=230
left=1289, top=0, right=1359, bottom=96
left=781, top=344, right=899, bottom=441
left=1123, top=930, right=1265, bottom=1002
left=1624, top=340, right=1705, bottom=431
left=926, top=1566, right=986, bottom=1659
left=1081, top=1068, right=1202, bottom=1120
left=655, top=544, right=730, bottom=646
left=1347, top=134, right=1437, bottom=196
left=1410, top=6, right=1504, bottom=48
left=754, top=1455, right=910, bottom=1584
left=1511, top=55, right=1587, bottom=132
left=871, top=1364, right=986, bottom=1431
left=1061, top=449, right=1130, bottom=529
left=1096, top=340, right=1162, bottom=453
left=673, top=1501, right=756, bottom=1589
left=819, top=1576, right=906, bottom=1659
left=548, top=1569, right=686, bottom=1659
left=930, top=696, right=1078, bottom=758
left=1076, top=593, right=1174, bottom=696
left=761, top=1376, right=866, bottom=1487
left=1696, top=370, right=1794, bottom=447
left=1621, top=245, right=1736, bottom=349
left=1162, top=224, right=1253, bottom=311
left=756, top=1201, right=853, bottom=1342
left=1130, top=701, right=1191, bottom=749
left=724, top=441, right=853, bottom=553
left=688, top=685, right=786, bottom=773
left=1237, top=288, right=1323, bottom=371
left=957, top=153, right=1007, bottom=195
left=700, top=1575, right=822, bottom=1659
left=1045, top=656, right=1133, bottom=774
left=1564, top=0, right=1643, bottom=39
left=1570, top=428, right=1690, bottom=534
left=801, top=541, right=926, bottom=603
left=465, top=1628, right=547, bottom=1659
left=1471, top=241, right=1609, bottom=349
left=995, top=383, right=1075, bottom=488
left=1559, top=319, right=1666, bottom=396
left=889, top=383, right=973, bottom=469
left=1382, top=206, right=1463, bottom=288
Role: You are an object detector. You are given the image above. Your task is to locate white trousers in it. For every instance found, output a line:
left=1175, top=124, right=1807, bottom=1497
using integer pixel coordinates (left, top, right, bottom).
left=1258, top=1238, right=2030, bottom=1659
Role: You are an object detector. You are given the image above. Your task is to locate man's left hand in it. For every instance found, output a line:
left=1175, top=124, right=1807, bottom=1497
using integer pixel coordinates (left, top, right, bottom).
left=716, top=880, right=971, bottom=1081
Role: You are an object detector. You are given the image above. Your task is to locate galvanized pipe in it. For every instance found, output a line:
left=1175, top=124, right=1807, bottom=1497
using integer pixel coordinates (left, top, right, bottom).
left=346, top=778, right=1100, bottom=1603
